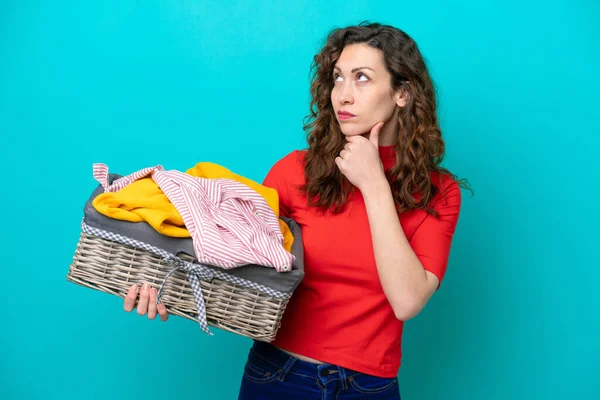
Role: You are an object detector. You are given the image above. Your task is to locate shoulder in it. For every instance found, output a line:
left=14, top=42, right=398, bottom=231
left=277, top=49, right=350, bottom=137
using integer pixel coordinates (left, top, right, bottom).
left=263, top=150, right=308, bottom=213
left=273, top=149, right=307, bottom=168
left=263, top=149, right=307, bottom=188
left=428, top=170, right=461, bottom=209
left=267, top=149, right=307, bottom=178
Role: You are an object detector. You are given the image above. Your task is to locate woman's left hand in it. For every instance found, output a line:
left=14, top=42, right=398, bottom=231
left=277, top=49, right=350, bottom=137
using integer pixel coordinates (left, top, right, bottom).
left=335, top=122, right=386, bottom=192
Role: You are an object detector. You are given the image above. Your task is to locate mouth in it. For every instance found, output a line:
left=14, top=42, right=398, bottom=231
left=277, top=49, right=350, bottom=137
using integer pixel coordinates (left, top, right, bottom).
left=337, top=111, right=355, bottom=121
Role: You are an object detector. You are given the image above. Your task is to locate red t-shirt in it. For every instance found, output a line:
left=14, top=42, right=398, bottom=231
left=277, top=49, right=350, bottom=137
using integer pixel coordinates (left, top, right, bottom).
left=262, top=146, right=462, bottom=378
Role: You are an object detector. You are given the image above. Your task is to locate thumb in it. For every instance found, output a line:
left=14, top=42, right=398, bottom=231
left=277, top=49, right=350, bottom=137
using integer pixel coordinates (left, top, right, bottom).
left=369, top=122, right=384, bottom=147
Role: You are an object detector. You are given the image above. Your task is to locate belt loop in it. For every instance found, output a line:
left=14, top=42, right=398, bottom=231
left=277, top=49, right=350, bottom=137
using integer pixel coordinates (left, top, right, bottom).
left=277, top=355, right=297, bottom=382
left=339, top=366, right=349, bottom=390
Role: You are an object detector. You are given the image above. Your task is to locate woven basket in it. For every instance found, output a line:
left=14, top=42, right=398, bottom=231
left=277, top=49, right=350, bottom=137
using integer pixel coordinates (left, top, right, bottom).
left=67, top=231, right=290, bottom=342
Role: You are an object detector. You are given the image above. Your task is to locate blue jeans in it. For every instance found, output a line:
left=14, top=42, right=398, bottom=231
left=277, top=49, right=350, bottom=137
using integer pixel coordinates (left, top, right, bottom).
left=238, top=340, right=401, bottom=399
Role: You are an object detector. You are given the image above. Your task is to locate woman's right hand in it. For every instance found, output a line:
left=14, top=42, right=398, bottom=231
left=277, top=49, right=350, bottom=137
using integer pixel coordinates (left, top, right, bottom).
left=123, top=282, right=169, bottom=321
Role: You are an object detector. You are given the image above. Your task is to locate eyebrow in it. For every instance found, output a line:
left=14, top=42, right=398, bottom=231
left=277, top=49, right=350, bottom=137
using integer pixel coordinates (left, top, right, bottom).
left=333, top=66, right=375, bottom=73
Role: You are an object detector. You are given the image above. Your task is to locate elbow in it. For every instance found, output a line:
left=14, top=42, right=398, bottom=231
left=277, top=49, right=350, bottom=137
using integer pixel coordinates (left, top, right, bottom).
left=392, top=301, right=423, bottom=321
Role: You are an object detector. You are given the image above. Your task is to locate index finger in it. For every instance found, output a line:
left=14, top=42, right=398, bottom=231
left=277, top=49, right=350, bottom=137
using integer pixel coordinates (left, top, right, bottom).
left=124, top=284, right=139, bottom=312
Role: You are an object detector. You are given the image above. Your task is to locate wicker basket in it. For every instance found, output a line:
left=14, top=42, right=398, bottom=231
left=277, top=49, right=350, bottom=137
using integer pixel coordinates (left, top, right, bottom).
left=67, top=231, right=291, bottom=342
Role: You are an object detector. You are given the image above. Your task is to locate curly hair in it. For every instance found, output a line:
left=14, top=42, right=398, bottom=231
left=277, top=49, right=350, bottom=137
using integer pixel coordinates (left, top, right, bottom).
left=301, top=21, right=472, bottom=217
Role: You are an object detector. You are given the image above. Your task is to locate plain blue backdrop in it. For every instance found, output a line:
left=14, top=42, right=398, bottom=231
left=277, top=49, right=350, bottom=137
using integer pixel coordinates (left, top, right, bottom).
left=1, top=1, right=598, bottom=399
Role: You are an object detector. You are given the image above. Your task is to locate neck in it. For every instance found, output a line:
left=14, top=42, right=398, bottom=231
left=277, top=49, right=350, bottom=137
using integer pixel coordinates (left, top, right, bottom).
left=372, top=123, right=398, bottom=146
left=375, top=109, right=401, bottom=146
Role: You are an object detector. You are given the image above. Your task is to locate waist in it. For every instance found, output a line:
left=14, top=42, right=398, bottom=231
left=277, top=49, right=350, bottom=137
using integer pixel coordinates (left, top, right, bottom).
left=276, top=346, right=326, bottom=364
left=251, top=340, right=359, bottom=378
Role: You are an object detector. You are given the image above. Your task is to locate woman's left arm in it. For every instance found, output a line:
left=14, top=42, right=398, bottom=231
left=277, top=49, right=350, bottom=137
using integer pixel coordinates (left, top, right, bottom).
left=335, top=123, right=462, bottom=321
left=361, top=178, right=461, bottom=321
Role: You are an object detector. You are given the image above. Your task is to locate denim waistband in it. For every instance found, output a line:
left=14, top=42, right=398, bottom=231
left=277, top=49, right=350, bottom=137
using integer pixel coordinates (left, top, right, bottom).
left=250, top=340, right=363, bottom=388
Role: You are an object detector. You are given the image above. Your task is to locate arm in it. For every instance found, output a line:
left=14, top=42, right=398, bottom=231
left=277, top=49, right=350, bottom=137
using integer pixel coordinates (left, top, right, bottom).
left=362, top=177, right=461, bottom=320
left=335, top=123, right=461, bottom=320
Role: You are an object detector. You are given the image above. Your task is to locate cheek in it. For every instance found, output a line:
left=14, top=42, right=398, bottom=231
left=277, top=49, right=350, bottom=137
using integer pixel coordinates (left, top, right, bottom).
left=371, top=93, right=397, bottom=119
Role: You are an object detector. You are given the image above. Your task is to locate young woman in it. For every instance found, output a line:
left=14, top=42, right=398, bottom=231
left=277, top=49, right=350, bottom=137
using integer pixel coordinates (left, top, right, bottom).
left=124, top=21, right=471, bottom=399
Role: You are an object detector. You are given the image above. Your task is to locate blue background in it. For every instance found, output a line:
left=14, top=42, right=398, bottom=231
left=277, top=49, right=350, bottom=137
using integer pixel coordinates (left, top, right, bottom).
left=1, top=1, right=598, bottom=399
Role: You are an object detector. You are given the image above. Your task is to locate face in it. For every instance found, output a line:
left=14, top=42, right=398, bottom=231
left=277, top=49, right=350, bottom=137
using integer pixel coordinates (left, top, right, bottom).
left=330, top=43, right=406, bottom=145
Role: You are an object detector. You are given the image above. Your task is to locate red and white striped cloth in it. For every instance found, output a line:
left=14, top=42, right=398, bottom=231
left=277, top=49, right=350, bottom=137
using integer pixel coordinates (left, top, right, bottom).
left=92, top=163, right=294, bottom=272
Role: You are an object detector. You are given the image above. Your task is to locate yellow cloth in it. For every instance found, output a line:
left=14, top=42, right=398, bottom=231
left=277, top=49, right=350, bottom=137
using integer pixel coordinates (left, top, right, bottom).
left=92, top=162, right=293, bottom=252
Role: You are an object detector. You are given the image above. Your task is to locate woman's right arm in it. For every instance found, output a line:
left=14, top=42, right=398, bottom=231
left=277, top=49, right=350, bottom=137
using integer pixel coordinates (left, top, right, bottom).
left=123, top=282, right=169, bottom=322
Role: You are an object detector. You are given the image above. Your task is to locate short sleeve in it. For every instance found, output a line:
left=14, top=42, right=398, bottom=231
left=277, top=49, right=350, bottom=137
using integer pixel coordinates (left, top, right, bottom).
left=409, top=178, right=462, bottom=289
left=262, top=153, right=294, bottom=218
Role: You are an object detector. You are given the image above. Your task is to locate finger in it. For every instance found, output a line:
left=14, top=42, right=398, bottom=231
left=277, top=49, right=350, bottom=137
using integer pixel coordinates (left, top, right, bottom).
left=335, top=156, right=343, bottom=170
left=158, top=302, right=169, bottom=322
left=369, top=122, right=385, bottom=147
left=124, top=284, right=139, bottom=312
left=339, top=149, right=348, bottom=159
left=148, top=288, right=158, bottom=320
left=344, top=142, right=351, bottom=150
left=136, top=282, right=150, bottom=315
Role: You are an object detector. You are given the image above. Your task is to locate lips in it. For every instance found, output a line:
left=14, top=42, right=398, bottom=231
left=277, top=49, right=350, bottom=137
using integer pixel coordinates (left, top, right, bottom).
left=338, top=111, right=355, bottom=120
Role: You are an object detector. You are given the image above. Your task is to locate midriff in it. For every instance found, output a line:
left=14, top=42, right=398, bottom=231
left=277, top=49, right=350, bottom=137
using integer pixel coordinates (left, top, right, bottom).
left=276, top=346, right=325, bottom=364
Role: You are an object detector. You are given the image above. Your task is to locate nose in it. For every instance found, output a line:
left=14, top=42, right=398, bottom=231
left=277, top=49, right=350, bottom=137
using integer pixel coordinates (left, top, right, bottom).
left=337, top=82, right=354, bottom=105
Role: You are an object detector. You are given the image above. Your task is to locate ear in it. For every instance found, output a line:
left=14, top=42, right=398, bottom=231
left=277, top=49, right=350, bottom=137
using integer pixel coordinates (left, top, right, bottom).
left=394, top=89, right=408, bottom=108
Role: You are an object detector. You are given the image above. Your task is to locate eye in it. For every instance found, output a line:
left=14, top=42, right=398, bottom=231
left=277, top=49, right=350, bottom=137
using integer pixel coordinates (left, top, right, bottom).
left=333, top=73, right=343, bottom=83
left=357, top=72, right=369, bottom=82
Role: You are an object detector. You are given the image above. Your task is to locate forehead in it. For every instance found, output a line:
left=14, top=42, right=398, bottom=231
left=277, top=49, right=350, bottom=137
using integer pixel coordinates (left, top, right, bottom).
left=335, top=43, right=385, bottom=70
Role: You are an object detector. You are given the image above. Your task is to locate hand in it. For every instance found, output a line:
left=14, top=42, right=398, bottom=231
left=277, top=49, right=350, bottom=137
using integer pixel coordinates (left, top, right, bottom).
left=124, top=282, right=169, bottom=322
left=335, top=122, right=386, bottom=192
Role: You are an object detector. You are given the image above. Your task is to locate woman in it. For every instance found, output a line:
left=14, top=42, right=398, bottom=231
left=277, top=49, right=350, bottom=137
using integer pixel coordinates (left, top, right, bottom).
left=124, top=21, right=471, bottom=399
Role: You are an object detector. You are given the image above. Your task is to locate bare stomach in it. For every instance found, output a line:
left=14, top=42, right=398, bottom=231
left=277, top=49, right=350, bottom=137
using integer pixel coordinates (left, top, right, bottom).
left=276, top=346, right=325, bottom=364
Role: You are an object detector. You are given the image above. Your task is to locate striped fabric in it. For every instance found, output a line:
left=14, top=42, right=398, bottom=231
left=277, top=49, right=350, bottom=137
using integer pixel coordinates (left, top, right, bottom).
left=93, top=163, right=294, bottom=272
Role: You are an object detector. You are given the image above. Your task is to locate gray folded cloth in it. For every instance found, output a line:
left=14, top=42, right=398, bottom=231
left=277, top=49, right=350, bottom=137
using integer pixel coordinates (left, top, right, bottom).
left=83, top=173, right=304, bottom=294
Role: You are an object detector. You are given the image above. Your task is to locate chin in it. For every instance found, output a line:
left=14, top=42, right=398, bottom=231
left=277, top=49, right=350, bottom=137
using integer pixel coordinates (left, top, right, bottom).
left=340, top=125, right=368, bottom=137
